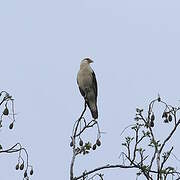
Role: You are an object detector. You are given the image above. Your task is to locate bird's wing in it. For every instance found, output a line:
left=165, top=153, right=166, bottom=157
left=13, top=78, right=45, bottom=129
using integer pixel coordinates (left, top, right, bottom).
left=92, top=71, right=98, bottom=101
left=77, top=78, right=86, bottom=97
left=79, top=86, right=85, bottom=97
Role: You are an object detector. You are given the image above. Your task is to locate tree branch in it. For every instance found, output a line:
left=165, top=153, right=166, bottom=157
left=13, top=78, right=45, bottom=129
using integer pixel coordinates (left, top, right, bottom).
left=73, top=164, right=136, bottom=180
left=70, top=102, right=87, bottom=180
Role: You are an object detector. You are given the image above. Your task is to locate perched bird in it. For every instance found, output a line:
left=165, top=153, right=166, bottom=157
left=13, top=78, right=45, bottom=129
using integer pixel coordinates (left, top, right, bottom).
left=77, top=58, right=98, bottom=119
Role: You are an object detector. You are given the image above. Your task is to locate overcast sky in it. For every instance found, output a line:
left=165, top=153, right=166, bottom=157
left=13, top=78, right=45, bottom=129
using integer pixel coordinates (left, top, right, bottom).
left=1, top=0, right=180, bottom=179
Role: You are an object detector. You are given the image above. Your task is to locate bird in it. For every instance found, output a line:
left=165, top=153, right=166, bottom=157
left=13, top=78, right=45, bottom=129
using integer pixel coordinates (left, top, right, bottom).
left=77, top=58, right=98, bottom=119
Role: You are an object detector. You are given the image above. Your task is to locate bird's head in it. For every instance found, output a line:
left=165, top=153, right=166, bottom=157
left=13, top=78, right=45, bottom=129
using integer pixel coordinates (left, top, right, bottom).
left=82, top=58, right=93, bottom=64
left=80, top=58, right=94, bottom=69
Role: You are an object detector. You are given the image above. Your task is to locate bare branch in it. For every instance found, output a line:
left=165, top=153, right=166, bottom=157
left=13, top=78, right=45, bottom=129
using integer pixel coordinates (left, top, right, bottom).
left=70, top=102, right=87, bottom=180
left=74, top=164, right=136, bottom=180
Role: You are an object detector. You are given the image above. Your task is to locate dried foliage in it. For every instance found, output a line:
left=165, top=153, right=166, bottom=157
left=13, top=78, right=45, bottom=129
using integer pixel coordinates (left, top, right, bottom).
left=0, top=91, right=33, bottom=180
left=70, top=96, right=180, bottom=180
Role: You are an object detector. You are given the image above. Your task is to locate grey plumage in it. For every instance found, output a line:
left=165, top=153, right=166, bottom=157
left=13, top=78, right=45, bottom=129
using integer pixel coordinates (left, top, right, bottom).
left=77, top=58, right=98, bottom=119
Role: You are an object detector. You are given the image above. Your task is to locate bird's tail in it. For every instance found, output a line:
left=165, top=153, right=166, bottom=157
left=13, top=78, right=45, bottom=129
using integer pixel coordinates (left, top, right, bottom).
left=86, top=101, right=98, bottom=119
left=91, top=108, right=98, bottom=119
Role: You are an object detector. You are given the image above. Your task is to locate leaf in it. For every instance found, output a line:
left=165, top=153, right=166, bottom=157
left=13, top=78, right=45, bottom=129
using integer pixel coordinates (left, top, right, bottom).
left=136, top=108, right=143, bottom=113
left=84, top=142, right=91, bottom=150
left=122, top=143, right=127, bottom=147
left=136, top=172, right=142, bottom=176
left=166, top=166, right=175, bottom=171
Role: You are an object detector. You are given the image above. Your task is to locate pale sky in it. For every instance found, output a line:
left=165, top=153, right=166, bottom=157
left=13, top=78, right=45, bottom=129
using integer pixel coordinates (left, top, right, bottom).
left=1, top=0, right=180, bottom=179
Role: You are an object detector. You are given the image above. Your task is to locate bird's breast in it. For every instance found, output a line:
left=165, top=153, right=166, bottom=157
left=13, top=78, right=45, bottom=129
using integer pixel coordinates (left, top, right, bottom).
left=77, top=70, right=93, bottom=88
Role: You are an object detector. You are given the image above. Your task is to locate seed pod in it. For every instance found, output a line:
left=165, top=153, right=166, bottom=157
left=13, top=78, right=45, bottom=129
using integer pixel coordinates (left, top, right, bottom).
left=30, top=169, right=34, bottom=175
left=15, top=164, right=19, bottom=170
left=150, top=121, right=154, bottom=127
left=92, top=144, right=96, bottom=150
left=168, top=114, right=172, bottom=122
left=20, top=163, right=24, bottom=170
left=162, top=112, right=168, bottom=118
left=151, top=114, right=155, bottom=121
left=24, top=170, right=27, bottom=178
left=3, top=107, right=9, bottom=116
left=70, top=141, right=73, bottom=147
left=79, top=139, right=83, bottom=146
left=9, top=123, right=14, bottom=129
left=158, top=96, right=161, bottom=102
left=96, top=139, right=101, bottom=147
left=30, top=169, right=34, bottom=176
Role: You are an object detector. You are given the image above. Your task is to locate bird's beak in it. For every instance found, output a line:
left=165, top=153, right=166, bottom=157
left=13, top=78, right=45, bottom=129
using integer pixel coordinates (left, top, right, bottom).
left=89, top=59, right=93, bottom=63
